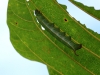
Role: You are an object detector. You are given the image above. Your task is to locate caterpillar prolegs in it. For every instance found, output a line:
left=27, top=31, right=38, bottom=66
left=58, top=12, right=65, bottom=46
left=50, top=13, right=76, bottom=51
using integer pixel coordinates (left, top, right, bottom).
left=34, top=9, right=82, bottom=56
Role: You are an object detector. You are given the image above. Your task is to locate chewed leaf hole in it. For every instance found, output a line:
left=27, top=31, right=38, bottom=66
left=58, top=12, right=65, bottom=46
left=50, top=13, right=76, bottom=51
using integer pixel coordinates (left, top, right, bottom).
left=26, top=0, right=29, bottom=2
left=41, top=25, right=45, bottom=30
left=64, top=18, right=67, bottom=22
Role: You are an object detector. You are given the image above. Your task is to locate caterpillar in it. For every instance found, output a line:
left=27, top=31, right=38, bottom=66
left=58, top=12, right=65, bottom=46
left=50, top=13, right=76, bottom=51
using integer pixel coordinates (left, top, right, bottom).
left=34, top=9, right=82, bottom=56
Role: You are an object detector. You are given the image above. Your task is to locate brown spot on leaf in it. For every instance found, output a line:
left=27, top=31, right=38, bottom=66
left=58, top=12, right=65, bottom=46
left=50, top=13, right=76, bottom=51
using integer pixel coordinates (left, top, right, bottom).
left=16, top=22, right=17, bottom=24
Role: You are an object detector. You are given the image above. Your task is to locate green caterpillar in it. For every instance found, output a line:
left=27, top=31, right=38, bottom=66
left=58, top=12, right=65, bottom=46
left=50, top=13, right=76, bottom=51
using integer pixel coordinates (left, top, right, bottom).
left=35, top=9, right=82, bottom=56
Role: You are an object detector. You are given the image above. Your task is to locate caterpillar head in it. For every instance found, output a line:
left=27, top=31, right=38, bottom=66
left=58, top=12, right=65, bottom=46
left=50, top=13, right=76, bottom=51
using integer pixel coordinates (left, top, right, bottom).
left=35, top=9, right=41, bottom=16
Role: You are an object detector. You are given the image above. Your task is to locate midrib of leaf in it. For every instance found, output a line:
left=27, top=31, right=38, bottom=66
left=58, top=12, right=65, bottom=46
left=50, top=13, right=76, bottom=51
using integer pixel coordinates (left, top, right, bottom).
left=25, top=2, right=64, bottom=75
left=26, top=0, right=95, bottom=74
left=69, top=0, right=100, bottom=21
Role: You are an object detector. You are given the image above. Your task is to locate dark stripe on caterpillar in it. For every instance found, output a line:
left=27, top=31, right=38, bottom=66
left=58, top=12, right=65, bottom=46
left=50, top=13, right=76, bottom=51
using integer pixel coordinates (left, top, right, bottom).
left=34, top=9, right=82, bottom=56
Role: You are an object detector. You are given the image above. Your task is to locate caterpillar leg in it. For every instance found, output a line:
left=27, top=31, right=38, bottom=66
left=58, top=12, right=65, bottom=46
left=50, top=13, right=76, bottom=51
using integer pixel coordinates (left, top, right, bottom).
left=73, top=50, right=79, bottom=56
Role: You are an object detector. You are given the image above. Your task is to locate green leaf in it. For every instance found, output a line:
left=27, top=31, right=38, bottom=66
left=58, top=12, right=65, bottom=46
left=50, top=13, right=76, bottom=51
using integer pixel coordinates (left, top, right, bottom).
left=7, top=0, right=100, bottom=75
left=69, top=0, right=100, bottom=21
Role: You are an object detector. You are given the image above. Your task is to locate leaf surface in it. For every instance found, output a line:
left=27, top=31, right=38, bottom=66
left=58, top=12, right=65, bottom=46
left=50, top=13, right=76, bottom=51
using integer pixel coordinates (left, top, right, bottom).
left=7, top=0, right=100, bottom=75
